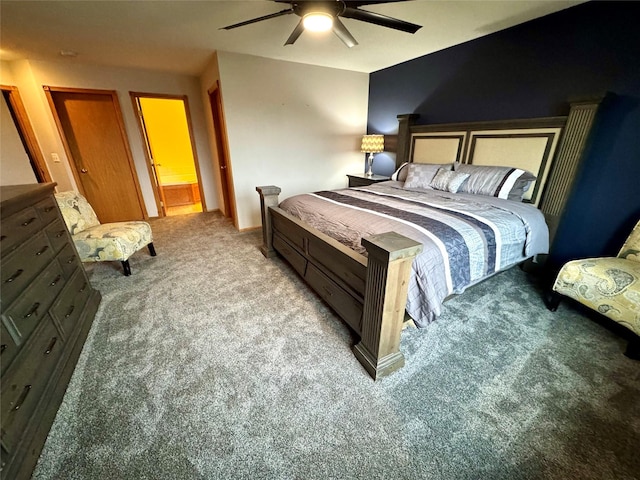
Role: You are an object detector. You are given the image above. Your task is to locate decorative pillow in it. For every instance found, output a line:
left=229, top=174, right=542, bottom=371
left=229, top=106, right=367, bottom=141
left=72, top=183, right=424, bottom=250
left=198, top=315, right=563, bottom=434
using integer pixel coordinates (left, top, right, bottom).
left=391, top=162, right=410, bottom=181
left=454, top=163, right=537, bottom=200
left=429, top=168, right=470, bottom=193
left=403, top=163, right=453, bottom=189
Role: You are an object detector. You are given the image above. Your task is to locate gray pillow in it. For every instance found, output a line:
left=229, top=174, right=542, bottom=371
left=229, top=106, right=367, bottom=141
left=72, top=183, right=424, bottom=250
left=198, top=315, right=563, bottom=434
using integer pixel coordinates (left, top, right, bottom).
left=403, top=163, right=453, bottom=189
left=454, top=163, right=537, bottom=200
left=429, top=168, right=470, bottom=193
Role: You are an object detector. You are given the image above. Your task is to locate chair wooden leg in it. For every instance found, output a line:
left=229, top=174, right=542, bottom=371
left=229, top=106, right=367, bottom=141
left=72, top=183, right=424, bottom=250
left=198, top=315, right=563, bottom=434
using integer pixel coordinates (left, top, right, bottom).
left=544, top=291, right=562, bottom=312
left=148, top=243, right=157, bottom=257
left=121, top=260, right=132, bottom=276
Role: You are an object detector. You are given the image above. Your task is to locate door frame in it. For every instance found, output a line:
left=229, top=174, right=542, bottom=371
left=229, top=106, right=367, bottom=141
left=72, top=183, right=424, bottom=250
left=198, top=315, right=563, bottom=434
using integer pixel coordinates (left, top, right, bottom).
left=207, top=81, right=236, bottom=225
left=129, top=92, right=207, bottom=218
left=1, top=85, right=52, bottom=183
left=43, top=85, right=148, bottom=218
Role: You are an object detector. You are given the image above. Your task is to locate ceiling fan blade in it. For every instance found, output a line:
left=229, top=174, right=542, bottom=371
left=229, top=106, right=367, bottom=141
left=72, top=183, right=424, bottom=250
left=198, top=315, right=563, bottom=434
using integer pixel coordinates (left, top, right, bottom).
left=341, top=7, right=422, bottom=34
left=220, top=8, right=293, bottom=30
left=332, top=17, right=358, bottom=48
left=284, top=19, right=305, bottom=46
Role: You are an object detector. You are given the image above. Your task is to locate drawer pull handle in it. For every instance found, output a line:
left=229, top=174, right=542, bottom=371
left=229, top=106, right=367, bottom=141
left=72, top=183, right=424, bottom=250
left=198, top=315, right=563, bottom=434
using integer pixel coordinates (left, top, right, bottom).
left=6, top=269, right=24, bottom=283
left=35, top=245, right=49, bottom=256
left=22, top=217, right=37, bottom=227
left=65, top=305, right=75, bottom=318
left=44, top=206, right=55, bottom=213
left=321, top=285, right=333, bottom=297
left=1, top=344, right=7, bottom=354
left=24, top=302, right=40, bottom=318
left=50, top=274, right=62, bottom=286
left=45, top=337, right=58, bottom=354
left=14, top=385, right=32, bottom=411
left=66, top=256, right=75, bottom=264
left=56, top=230, right=66, bottom=238
left=79, top=282, right=87, bottom=293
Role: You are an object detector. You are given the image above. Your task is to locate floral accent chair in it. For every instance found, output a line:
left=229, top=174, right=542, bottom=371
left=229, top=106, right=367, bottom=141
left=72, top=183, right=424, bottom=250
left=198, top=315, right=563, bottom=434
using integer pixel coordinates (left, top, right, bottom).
left=55, top=191, right=156, bottom=276
left=547, top=220, right=640, bottom=359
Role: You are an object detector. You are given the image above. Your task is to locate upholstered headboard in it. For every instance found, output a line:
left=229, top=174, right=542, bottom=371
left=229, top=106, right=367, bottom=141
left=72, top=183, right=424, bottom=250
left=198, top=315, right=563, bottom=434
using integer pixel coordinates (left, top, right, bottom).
left=401, top=117, right=565, bottom=206
left=395, top=99, right=604, bottom=241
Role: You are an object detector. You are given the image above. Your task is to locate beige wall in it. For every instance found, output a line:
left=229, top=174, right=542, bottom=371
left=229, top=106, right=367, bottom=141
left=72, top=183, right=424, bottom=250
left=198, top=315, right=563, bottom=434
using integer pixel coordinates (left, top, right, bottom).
left=215, top=51, right=369, bottom=230
left=2, top=53, right=369, bottom=230
left=1, top=94, right=38, bottom=185
left=1, top=60, right=75, bottom=191
left=0, top=59, right=218, bottom=216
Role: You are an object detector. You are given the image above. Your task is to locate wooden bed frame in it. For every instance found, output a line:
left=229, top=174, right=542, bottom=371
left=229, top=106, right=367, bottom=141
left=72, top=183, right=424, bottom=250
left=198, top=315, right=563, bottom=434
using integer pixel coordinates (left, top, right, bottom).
left=257, top=99, right=603, bottom=379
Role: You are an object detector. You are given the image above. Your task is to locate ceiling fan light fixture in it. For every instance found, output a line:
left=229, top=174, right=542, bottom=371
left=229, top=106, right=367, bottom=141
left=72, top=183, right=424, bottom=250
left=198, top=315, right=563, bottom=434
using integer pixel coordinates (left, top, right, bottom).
left=302, top=12, right=333, bottom=32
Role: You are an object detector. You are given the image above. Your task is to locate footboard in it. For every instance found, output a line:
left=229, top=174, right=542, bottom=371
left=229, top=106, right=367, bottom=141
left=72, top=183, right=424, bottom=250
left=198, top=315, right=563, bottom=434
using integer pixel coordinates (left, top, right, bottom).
left=257, top=186, right=422, bottom=379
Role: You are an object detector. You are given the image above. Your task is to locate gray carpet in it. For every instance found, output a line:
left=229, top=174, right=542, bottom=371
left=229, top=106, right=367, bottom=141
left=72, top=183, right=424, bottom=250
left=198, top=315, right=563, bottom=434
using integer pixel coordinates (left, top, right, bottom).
left=33, top=212, right=639, bottom=480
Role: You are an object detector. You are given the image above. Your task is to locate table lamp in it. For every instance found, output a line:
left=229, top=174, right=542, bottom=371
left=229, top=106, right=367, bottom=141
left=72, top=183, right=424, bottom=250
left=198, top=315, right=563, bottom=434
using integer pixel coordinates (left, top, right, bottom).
left=361, top=134, right=384, bottom=177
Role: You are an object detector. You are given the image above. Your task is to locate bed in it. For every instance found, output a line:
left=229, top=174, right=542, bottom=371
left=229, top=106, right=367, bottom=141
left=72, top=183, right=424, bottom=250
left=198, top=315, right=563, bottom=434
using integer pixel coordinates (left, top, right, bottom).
left=257, top=100, right=603, bottom=379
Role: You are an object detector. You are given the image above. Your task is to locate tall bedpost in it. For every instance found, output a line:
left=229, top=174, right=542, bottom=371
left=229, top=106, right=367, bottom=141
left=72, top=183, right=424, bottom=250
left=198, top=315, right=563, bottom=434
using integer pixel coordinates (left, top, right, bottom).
left=256, top=185, right=281, bottom=258
left=396, top=113, right=419, bottom=168
left=355, top=232, right=422, bottom=380
left=539, top=95, right=606, bottom=246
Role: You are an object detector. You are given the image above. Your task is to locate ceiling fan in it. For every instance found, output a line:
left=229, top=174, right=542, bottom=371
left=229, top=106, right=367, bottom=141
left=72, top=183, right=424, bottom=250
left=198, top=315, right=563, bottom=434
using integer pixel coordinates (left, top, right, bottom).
left=220, top=1, right=422, bottom=48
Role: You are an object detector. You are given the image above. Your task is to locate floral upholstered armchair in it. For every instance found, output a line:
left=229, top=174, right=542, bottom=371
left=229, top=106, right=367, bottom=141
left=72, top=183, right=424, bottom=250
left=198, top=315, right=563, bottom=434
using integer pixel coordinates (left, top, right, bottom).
left=547, top=220, right=640, bottom=358
left=55, top=191, right=156, bottom=276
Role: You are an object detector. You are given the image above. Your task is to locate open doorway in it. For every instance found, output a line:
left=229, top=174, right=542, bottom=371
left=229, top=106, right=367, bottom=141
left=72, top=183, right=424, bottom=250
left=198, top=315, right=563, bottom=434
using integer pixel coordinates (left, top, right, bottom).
left=130, top=93, right=205, bottom=217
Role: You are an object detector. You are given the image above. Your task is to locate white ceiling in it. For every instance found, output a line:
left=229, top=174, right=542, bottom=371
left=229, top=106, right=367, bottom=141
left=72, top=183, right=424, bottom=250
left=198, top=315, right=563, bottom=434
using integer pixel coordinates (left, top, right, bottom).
left=0, top=0, right=583, bottom=76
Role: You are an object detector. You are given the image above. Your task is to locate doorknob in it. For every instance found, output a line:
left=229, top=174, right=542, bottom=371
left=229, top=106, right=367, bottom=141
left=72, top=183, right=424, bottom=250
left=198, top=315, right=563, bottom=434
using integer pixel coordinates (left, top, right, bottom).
left=220, top=165, right=227, bottom=169
left=80, top=168, right=88, bottom=173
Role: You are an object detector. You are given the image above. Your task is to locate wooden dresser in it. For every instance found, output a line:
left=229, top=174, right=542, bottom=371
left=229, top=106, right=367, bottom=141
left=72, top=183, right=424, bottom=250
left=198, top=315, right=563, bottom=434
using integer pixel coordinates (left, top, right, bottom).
left=0, top=183, right=101, bottom=480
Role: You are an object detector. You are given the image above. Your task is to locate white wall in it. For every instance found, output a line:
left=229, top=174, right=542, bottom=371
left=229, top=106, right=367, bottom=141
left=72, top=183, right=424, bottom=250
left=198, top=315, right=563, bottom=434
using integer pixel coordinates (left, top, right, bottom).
left=0, top=59, right=218, bottom=216
left=216, top=52, right=369, bottom=230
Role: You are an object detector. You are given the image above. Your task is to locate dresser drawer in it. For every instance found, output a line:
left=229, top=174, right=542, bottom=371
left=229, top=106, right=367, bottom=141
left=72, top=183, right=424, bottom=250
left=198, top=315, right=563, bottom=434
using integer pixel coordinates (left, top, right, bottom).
left=51, top=268, right=91, bottom=338
left=1, top=320, right=20, bottom=375
left=57, top=242, right=82, bottom=279
left=1, top=317, right=64, bottom=452
left=34, top=195, right=59, bottom=226
left=1, top=232, right=55, bottom=310
left=3, top=261, right=67, bottom=344
left=0, top=207, right=42, bottom=258
left=45, top=219, right=69, bottom=254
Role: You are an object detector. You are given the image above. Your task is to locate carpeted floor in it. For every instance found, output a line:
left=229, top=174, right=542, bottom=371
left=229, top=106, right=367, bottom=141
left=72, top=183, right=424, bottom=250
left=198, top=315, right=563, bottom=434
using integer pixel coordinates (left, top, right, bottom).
left=33, top=211, right=639, bottom=480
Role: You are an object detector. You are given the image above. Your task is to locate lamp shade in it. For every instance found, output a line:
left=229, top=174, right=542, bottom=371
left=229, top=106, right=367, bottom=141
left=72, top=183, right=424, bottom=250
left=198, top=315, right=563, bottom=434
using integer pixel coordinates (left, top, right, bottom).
left=361, top=134, right=384, bottom=153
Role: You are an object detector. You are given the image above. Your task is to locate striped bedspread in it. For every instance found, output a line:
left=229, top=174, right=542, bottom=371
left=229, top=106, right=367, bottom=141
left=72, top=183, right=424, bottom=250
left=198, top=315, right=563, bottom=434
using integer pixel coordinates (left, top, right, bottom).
left=278, top=181, right=549, bottom=327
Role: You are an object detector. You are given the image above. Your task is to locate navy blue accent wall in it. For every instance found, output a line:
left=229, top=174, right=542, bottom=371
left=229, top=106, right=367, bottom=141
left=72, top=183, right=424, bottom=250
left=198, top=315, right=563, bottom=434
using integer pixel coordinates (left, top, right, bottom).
left=367, top=1, right=640, bottom=266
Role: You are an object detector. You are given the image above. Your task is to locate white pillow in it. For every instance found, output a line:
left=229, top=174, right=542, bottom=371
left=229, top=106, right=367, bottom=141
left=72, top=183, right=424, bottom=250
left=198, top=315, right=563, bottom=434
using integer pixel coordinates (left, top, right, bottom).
left=391, top=162, right=409, bottom=181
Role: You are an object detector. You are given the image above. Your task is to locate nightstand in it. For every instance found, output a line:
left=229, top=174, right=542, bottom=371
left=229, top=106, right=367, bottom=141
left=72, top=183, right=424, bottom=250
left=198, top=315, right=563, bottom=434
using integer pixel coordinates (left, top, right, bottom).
left=347, top=173, right=391, bottom=187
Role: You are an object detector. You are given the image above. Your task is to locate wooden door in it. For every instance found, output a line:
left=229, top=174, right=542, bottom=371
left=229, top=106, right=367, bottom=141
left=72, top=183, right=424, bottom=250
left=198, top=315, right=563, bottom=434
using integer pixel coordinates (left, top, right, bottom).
left=44, top=87, right=146, bottom=222
left=208, top=83, right=235, bottom=221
